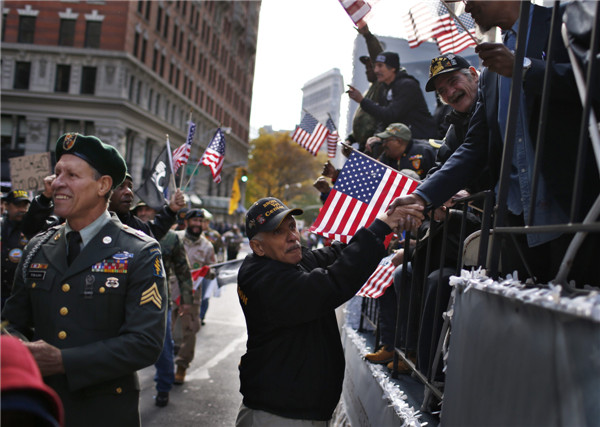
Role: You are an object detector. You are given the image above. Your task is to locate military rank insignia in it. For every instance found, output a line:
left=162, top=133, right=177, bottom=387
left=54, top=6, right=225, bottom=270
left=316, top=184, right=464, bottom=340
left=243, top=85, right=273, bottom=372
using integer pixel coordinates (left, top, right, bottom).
left=140, top=283, right=162, bottom=309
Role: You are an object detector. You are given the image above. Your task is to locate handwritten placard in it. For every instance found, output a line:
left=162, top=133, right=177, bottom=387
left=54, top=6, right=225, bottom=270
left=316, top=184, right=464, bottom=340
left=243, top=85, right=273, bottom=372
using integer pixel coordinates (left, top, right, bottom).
left=9, top=152, right=52, bottom=191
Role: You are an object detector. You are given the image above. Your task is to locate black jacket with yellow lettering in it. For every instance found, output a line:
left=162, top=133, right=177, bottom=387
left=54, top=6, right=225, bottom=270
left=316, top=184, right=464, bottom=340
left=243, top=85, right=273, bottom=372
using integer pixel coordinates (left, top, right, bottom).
left=237, top=220, right=390, bottom=421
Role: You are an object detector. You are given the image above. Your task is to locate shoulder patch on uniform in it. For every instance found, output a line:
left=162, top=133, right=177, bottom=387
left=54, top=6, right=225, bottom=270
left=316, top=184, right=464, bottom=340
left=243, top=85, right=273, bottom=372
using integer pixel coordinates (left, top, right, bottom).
left=428, top=139, right=442, bottom=149
left=140, top=283, right=162, bottom=309
left=152, top=255, right=165, bottom=278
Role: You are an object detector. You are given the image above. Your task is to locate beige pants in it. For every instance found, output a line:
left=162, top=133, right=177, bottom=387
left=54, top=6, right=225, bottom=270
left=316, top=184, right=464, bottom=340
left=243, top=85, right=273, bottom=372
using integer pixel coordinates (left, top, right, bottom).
left=236, top=403, right=329, bottom=427
left=171, top=303, right=200, bottom=369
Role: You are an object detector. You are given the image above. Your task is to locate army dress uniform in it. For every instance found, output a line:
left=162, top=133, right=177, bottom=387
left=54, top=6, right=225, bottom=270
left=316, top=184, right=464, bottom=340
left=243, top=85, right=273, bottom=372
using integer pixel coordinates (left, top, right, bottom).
left=2, top=214, right=167, bottom=427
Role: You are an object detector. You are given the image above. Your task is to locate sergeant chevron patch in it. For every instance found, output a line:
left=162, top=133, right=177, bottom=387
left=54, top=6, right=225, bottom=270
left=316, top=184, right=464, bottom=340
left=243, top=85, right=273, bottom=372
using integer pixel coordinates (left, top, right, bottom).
left=140, top=283, right=162, bottom=309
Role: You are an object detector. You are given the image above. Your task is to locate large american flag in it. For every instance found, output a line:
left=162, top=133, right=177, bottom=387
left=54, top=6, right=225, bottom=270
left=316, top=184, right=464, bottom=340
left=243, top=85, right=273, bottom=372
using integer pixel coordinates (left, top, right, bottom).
left=172, top=120, right=196, bottom=173
left=325, top=117, right=339, bottom=159
left=356, top=254, right=396, bottom=298
left=403, top=1, right=477, bottom=54
left=200, top=128, right=226, bottom=183
left=291, top=112, right=328, bottom=156
left=309, top=151, right=419, bottom=243
left=338, top=0, right=372, bottom=28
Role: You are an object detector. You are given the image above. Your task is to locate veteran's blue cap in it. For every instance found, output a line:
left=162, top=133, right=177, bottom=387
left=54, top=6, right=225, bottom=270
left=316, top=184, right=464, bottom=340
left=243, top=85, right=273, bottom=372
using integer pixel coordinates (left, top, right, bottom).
left=55, top=133, right=127, bottom=189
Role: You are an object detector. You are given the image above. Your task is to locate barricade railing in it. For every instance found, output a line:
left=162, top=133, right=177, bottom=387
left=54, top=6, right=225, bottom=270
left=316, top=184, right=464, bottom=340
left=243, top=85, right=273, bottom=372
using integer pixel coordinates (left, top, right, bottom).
left=357, top=1, right=599, bottom=415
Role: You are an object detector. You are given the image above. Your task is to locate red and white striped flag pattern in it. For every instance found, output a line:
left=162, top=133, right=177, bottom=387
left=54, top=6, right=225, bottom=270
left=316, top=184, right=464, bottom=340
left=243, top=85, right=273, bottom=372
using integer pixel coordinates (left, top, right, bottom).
left=403, top=1, right=476, bottom=55
left=200, top=128, right=226, bottom=183
left=172, top=121, right=196, bottom=173
left=338, top=0, right=372, bottom=28
left=291, top=113, right=328, bottom=156
left=309, top=151, right=418, bottom=243
left=325, top=117, right=339, bottom=159
left=356, top=254, right=396, bottom=298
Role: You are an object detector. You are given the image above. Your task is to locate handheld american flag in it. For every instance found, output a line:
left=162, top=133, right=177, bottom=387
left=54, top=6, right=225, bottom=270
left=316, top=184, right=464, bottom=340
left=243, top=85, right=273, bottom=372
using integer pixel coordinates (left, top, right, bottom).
left=338, top=0, right=372, bottom=29
left=403, top=1, right=477, bottom=55
left=172, top=120, right=196, bottom=173
left=309, top=150, right=419, bottom=243
left=291, top=112, right=328, bottom=156
left=200, top=128, right=226, bottom=183
left=325, top=117, right=339, bottom=159
left=356, top=254, right=396, bottom=298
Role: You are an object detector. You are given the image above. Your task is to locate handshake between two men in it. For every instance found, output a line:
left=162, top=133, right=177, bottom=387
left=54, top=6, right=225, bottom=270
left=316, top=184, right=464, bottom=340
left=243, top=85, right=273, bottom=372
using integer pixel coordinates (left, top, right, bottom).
left=379, top=194, right=426, bottom=235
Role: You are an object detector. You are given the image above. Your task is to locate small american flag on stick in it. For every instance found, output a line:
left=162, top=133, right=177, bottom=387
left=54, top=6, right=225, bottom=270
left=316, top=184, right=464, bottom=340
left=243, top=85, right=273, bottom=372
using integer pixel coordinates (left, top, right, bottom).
left=309, top=150, right=418, bottom=243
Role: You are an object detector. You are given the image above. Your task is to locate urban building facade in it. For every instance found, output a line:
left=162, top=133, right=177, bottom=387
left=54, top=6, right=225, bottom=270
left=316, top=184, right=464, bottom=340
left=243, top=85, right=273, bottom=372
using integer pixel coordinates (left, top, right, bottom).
left=300, top=67, right=344, bottom=131
left=1, top=0, right=261, bottom=219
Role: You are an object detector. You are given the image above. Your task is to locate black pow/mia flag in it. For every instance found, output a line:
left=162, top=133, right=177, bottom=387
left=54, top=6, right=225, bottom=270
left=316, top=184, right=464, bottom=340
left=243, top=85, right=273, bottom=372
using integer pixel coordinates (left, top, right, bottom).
left=135, top=147, right=172, bottom=210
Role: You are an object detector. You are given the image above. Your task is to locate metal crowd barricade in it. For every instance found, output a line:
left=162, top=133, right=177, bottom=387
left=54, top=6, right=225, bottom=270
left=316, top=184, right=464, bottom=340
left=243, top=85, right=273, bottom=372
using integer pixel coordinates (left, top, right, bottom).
left=357, top=0, right=599, bottom=416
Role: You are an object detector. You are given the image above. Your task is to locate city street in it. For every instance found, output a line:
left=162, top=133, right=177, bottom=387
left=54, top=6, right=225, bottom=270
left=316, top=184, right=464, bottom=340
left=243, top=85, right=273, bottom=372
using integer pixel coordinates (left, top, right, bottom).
left=138, top=271, right=248, bottom=426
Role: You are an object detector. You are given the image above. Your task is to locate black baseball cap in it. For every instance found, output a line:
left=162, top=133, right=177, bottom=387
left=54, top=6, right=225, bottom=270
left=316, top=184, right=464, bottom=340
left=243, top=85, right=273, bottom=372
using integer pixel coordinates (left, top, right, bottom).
left=374, top=51, right=400, bottom=70
left=246, top=197, right=303, bottom=240
left=425, top=53, right=471, bottom=92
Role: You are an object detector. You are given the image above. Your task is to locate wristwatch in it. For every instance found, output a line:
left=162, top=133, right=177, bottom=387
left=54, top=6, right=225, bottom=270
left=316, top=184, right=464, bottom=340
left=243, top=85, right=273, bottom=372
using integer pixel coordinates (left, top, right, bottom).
left=522, top=57, right=532, bottom=80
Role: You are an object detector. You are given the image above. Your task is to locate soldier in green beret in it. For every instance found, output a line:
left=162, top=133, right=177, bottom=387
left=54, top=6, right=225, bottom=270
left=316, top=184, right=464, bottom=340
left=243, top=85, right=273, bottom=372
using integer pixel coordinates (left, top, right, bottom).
left=2, top=133, right=167, bottom=426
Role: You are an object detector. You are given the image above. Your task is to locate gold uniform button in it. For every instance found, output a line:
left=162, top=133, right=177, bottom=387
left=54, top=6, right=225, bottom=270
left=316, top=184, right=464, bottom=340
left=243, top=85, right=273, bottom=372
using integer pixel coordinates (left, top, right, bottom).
left=116, top=387, right=123, bottom=394
left=58, top=331, right=67, bottom=340
left=60, top=307, right=69, bottom=316
left=99, top=287, right=106, bottom=293
left=31, top=283, right=37, bottom=288
left=62, top=284, right=70, bottom=292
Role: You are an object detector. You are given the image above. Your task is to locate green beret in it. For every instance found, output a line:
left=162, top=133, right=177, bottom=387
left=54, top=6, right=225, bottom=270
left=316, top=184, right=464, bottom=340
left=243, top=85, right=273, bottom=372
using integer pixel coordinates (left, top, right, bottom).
left=55, top=133, right=127, bottom=189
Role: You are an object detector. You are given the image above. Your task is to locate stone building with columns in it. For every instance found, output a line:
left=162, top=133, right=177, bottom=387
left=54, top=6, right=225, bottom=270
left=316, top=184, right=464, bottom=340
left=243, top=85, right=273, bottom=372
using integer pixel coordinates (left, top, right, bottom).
left=1, top=0, right=260, bottom=220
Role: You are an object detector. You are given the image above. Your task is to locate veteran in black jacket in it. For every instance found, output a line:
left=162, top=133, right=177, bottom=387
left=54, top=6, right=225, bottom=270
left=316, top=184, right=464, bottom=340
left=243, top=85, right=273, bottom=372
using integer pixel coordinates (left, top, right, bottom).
left=2, top=133, right=166, bottom=427
left=235, top=197, right=424, bottom=425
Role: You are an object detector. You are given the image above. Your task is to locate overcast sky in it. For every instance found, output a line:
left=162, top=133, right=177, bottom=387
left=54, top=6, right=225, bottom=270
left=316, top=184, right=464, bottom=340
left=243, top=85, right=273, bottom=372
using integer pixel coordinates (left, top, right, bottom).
left=249, top=0, right=410, bottom=138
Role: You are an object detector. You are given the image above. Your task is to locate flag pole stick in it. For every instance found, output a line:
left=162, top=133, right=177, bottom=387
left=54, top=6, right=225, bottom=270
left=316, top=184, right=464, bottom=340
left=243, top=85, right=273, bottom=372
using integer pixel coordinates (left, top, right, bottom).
left=441, top=0, right=480, bottom=46
left=166, top=134, right=178, bottom=191
left=183, top=162, right=200, bottom=190
left=180, top=111, right=193, bottom=189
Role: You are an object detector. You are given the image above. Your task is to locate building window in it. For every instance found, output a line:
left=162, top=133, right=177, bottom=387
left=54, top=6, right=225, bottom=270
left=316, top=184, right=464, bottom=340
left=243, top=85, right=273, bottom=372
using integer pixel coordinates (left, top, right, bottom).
left=2, top=12, right=8, bottom=42
left=155, top=94, right=161, bottom=115
left=133, top=32, right=140, bottom=57
left=141, top=38, right=147, bottom=62
left=13, top=62, right=31, bottom=89
left=125, top=130, right=136, bottom=166
left=152, top=47, right=159, bottom=72
left=55, top=64, right=71, bottom=92
left=128, top=76, right=135, bottom=101
left=84, top=21, right=101, bottom=48
left=169, top=63, right=174, bottom=85
left=136, top=81, right=142, bottom=104
left=58, top=19, right=76, bottom=46
left=148, top=88, right=153, bottom=110
left=144, top=0, right=151, bottom=21
left=137, top=0, right=144, bottom=14
left=156, top=6, right=163, bottom=32
left=163, top=15, right=169, bottom=39
left=160, top=53, right=165, bottom=77
left=18, top=16, right=36, bottom=43
left=80, top=66, right=96, bottom=94
left=175, top=68, right=180, bottom=89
